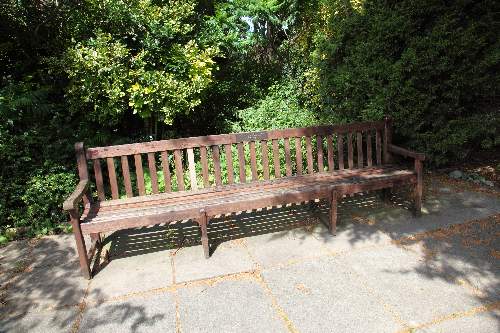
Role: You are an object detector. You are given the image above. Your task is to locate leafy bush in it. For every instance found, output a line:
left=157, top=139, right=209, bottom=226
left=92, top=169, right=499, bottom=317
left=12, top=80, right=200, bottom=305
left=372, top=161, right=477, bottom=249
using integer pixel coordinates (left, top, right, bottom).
left=20, top=170, right=77, bottom=235
left=308, top=0, right=500, bottom=165
left=233, top=80, right=320, bottom=133
left=62, top=0, right=219, bottom=126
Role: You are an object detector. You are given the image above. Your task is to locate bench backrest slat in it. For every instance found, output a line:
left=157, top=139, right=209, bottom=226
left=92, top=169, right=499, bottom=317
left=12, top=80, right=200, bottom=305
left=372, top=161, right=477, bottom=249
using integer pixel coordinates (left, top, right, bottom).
left=160, top=151, right=172, bottom=192
left=81, top=120, right=391, bottom=200
left=317, top=135, right=324, bottom=172
left=107, top=157, right=119, bottom=199
left=134, top=154, right=146, bottom=195
left=121, top=156, right=133, bottom=198
left=366, top=132, right=373, bottom=168
left=147, top=153, right=159, bottom=194
left=173, top=149, right=184, bottom=191
left=224, top=144, right=234, bottom=184
left=93, top=159, right=106, bottom=200
left=261, top=141, right=270, bottom=180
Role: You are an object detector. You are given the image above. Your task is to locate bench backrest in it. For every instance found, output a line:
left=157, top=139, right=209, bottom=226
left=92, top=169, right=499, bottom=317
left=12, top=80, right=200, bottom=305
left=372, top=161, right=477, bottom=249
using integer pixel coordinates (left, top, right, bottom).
left=76, top=119, right=392, bottom=201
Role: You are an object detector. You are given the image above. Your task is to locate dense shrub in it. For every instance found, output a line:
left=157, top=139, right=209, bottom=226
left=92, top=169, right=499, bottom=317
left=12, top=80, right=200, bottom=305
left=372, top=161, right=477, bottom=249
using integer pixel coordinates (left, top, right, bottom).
left=21, top=170, right=77, bottom=235
left=308, top=0, right=500, bottom=165
left=233, top=80, right=321, bottom=133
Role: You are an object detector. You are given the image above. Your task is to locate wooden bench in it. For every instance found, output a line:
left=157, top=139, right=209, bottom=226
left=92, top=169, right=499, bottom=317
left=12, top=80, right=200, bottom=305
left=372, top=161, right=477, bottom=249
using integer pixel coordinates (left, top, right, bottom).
left=63, top=117, right=424, bottom=279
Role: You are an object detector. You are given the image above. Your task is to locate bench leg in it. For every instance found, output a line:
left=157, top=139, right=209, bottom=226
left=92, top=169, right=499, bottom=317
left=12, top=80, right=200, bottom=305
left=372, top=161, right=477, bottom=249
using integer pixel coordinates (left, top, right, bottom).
left=329, top=191, right=338, bottom=236
left=198, top=209, right=210, bottom=259
left=69, top=210, right=91, bottom=280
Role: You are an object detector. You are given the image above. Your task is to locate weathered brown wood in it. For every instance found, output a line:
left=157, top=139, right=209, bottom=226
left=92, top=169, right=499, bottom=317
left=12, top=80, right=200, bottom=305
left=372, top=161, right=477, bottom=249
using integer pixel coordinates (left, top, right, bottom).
left=347, top=133, right=354, bottom=169
left=284, top=138, right=292, bottom=176
left=357, top=132, right=363, bottom=168
left=295, top=137, right=303, bottom=175
left=317, top=135, right=324, bottom=172
left=224, top=144, right=234, bottom=184
left=106, top=157, right=119, bottom=199
left=75, top=143, right=91, bottom=205
left=384, top=116, right=393, bottom=164
left=93, top=159, right=105, bottom=201
left=326, top=135, right=334, bottom=171
left=337, top=135, right=344, bottom=170
left=366, top=132, right=372, bottom=167
left=237, top=142, right=246, bottom=183
left=63, top=180, right=89, bottom=211
left=173, top=149, right=185, bottom=191
left=147, top=153, right=159, bottom=194
left=249, top=141, right=258, bottom=181
left=305, top=136, right=314, bottom=174
left=376, top=131, right=382, bottom=165
left=92, top=167, right=409, bottom=211
left=121, top=156, right=133, bottom=197
left=212, top=145, right=222, bottom=186
left=199, top=146, right=209, bottom=188
left=80, top=168, right=417, bottom=234
left=70, top=210, right=91, bottom=279
left=67, top=119, right=425, bottom=274
left=388, top=144, right=425, bottom=161
left=186, top=148, right=198, bottom=190
left=272, top=139, right=281, bottom=178
left=261, top=140, right=270, bottom=180
left=85, top=121, right=386, bottom=159
left=160, top=151, right=172, bottom=192
left=134, top=154, right=146, bottom=196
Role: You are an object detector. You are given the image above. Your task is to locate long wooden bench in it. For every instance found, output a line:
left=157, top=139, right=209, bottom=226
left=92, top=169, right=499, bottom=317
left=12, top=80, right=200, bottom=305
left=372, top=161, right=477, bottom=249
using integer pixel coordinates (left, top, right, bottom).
left=63, top=117, right=425, bottom=279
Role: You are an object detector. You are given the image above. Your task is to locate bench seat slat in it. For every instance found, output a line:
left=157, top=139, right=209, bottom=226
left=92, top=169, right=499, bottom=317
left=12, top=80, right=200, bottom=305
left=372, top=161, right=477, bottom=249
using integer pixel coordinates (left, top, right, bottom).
left=80, top=166, right=415, bottom=234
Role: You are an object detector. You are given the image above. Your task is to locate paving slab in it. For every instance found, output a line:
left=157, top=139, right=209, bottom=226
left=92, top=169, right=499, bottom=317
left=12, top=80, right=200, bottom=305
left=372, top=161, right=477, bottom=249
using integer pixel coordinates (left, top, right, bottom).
left=173, top=240, right=255, bottom=283
left=261, top=256, right=404, bottom=333
left=0, top=239, right=32, bottom=288
left=2, top=261, right=88, bottom=313
left=0, top=306, right=79, bottom=333
left=87, top=250, right=173, bottom=303
left=0, top=239, right=31, bottom=273
left=244, top=226, right=330, bottom=268
left=336, top=245, right=486, bottom=325
left=177, top=278, right=287, bottom=333
left=311, top=215, right=393, bottom=254
left=373, top=191, right=500, bottom=238
left=415, top=309, right=500, bottom=333
left=30, top=234, right=91, bottom=269
left=79, top=292, right=176, bottom=332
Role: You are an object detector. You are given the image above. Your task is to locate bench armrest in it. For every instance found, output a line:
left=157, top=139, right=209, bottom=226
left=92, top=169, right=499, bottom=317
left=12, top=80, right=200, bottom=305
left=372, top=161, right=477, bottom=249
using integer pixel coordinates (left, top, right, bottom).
left=63, top=179, right=90, bottom=212
left=388, top=144, right=425, bottom=161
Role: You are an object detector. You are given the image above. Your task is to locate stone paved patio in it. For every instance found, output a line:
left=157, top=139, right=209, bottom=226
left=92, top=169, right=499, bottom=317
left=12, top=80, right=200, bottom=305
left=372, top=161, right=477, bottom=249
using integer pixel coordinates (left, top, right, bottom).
left=1, top=180, right=499, bottom=332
